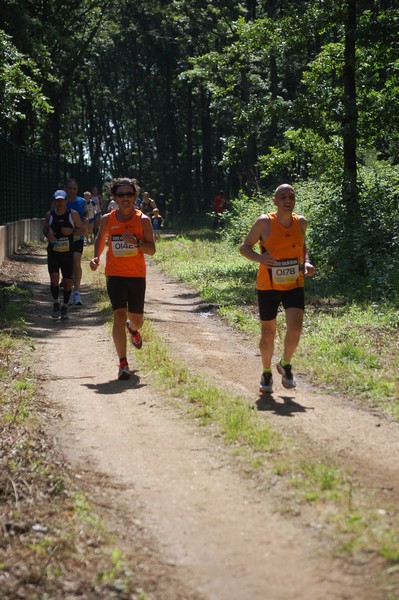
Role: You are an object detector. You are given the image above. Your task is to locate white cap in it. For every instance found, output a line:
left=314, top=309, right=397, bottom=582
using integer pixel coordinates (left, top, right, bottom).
left=54, top=189, right=67, bottom=199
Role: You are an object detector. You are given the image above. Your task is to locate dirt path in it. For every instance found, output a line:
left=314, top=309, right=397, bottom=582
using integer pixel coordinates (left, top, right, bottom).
left=12, top=251, right=399, bottom=599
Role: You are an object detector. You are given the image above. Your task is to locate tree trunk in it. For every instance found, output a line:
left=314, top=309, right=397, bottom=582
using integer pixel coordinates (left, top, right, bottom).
left=342, top=0, right=359, bottom=219
left=183, top=84, right=194, bottom=214
left=341, top=0, right=364, bottom=276
left=201, top=90, right=213, bottom=211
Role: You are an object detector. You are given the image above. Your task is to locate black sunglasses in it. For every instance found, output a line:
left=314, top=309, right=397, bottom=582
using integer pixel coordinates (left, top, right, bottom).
left=115, top=191, right=135, bottom=198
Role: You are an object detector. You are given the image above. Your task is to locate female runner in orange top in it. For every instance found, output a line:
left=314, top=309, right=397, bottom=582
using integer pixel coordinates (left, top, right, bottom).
left=90, top=177, right=155, bottom=380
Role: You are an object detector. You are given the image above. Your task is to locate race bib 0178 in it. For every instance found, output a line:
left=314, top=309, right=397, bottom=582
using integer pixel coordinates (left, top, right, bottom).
left=271, top=258, right=299, bottom=286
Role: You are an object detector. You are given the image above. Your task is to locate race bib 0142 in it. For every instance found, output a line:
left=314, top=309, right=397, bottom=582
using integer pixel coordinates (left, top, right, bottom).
left=111, top=235, right=138, bottom=257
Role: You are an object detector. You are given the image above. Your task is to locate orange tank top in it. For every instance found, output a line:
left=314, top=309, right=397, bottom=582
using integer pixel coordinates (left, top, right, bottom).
left=105, top=210, right=146, bottom=278
left=256, top=212, right=305, bottom=291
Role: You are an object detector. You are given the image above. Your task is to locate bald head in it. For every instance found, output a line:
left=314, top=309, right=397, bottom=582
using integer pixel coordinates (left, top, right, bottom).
left=274, top=184, right=295, bottom=198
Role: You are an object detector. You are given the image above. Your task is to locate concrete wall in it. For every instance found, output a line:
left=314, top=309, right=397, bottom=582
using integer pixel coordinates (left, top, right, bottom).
left=0, top=218, right=45, bottom=265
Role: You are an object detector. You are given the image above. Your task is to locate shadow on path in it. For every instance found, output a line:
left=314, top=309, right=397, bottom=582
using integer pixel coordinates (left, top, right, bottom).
left=256, top=393, right=313, bottom=417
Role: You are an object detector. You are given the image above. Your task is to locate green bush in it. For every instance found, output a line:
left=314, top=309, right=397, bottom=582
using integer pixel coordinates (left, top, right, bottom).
left=357, top=160, right=399, bottom=298
left=221, top=189, right=273, bottom=247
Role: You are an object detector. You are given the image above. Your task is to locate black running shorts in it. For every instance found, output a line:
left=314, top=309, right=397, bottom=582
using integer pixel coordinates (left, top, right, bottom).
left=257, top=287, right=305, bottom=321
left=73, top=239, right=84, bottom=254
left=106, top=276, right=146, bottom=313
left=47, top=249, right=74, bottom=279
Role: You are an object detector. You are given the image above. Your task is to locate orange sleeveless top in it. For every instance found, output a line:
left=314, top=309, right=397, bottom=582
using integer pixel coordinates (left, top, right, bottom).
left=256, top=212, right=304, bottom=291
left=105, top=210, right=146, bottom=278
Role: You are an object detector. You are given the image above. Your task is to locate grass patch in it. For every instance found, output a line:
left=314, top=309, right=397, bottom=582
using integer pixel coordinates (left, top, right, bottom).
left=298, top=303, right=399, bottom=417
left=0, top=282, right=30, bottom=327
left=155, top=234, right=258, bottom=311
left=134, top=319, right=279, bottom=454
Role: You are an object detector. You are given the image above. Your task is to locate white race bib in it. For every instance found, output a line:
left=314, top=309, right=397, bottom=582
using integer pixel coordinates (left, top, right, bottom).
left=53, top=237, right=70, bottom=253
left=271, top=258, right=299, bottom=286
left=111, top=234, right=138, bottom=257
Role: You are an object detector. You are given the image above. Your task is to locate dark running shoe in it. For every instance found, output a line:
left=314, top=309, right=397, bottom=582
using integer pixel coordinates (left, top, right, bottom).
left=126, top=320, right=143, bottom=349
left=60, top=305, right=69, bottom=320
left=259, top=371, right=273, bottom=393
left=276, top=359, right=296, bottom=389
left=118, top=359, right=130, bottom=380
left=51, top=302, right=60, bottom=319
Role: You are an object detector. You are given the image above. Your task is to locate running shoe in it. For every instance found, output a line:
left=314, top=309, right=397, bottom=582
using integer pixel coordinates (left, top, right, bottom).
left=259, top=371, right=273, bottom=393
left=126, top=320, right=143, bottom=349
left=51, top=302, right=60, bottom=319
left=68, top=293, right=74, bottom=306
left=118, top=359, right=130, bottom=380
left=60, top=305, right=69, bottom=320
left=74, top=291, right=83, bottom=306
left=276, top=359, right=296, bottom=389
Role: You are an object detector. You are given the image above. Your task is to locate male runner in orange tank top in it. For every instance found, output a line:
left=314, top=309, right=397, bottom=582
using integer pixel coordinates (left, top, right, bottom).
left=90, top=177, right=156, bottom=380
left=240, top=184, right=315, bottom=393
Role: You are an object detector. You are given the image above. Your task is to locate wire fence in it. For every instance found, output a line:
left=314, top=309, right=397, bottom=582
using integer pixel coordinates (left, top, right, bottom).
left=0, top=133, right=103, bottom=225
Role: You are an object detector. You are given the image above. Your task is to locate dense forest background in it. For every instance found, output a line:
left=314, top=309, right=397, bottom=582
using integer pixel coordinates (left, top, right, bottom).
left=1, top=0, right=399, bottom=297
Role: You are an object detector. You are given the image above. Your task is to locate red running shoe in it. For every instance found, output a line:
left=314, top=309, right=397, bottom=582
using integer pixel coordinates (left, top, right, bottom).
left=118, top=359, right=130, bottom=380
left=126, top=320, right=143, bottom=349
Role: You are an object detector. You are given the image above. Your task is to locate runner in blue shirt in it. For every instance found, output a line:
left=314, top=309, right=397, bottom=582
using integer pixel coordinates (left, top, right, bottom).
left=66, top=178, right=88, bottom=306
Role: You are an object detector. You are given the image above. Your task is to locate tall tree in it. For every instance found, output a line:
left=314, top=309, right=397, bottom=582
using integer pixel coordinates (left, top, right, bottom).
left=342, top=0, right=359, bottom=218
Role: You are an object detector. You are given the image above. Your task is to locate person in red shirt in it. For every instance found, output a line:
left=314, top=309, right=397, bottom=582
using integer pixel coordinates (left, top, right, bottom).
left=212, top=190, right=228, bottom=229
left=90, top=177, right=155, bottom=380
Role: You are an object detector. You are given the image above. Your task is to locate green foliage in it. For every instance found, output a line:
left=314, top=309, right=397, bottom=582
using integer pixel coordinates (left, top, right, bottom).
left=0, top=30, right=52, bottom=127
left=357, top=159, right=399, bottom=298
left=2, top=0, right=399, bottom=221
left=258, top=128, right=343, bottom=181
left=221, top=189, right=272, bottom=246
left=293, top=177, right=345, bottom=287
left=300, top=41, right=344, bottom=133
left=164, top=154, right=399, bottom=305
left=357, top=7, right=399, bottom=162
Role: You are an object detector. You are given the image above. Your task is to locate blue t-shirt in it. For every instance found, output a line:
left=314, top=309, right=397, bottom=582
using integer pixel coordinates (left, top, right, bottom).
left=151, top=216, right=162, bottom=231
left=67, top=196, right=86, bottom=240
